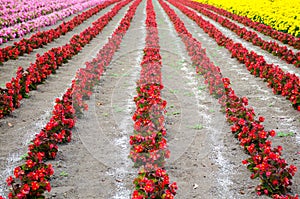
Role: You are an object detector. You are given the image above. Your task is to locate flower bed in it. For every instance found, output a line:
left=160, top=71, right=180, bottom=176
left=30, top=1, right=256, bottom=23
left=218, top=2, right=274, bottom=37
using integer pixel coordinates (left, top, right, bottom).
left=191, top=1, right=300, bottom=50
left=158, top=0, right=298, bottom=198
left=0, top=0, right=120, bottom=64
left=0, top=0, right=90, bottom=29
left=130, top=0, right=177, bottom=198
left=166, top=0, right=300, bottom=111
left=193, top=0, right=300, bottom=38
left=182, top=1, right=300, bottom=68
left=0, top=0, right=132, bottom=119
left=0, top=0, right=141, bottom=197
left=0, top=0, right=105, bottom=44
left=0, top=0, right=82, bottom=24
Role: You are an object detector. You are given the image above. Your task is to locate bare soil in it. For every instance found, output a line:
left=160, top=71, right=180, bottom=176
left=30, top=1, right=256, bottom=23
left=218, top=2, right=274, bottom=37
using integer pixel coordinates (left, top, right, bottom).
left=0, top=0, right=299, bottom=198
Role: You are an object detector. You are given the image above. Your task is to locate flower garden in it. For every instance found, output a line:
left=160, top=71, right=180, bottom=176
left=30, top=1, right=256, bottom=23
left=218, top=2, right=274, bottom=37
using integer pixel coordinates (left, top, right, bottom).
left=0, top=0, right=299, bottom=198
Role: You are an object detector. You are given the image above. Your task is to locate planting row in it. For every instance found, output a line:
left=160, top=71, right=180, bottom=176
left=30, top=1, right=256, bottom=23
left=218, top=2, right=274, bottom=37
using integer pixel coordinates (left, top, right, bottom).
left=0, top=0, right=141, bottom=197
left=0, top=0, right=104, bottom=44
left=0, top=0, right=120, bottom=65
left=194, top=0, right=300, bottom=37
left=0, top=0, right=91, bottom=29
left=193, top=2, right=300, bottom=50
left=0, top=0, right=81, bottom=17
left=184, top=1, right=300, bottom=68
left=130, top=0, right=177, bottom=198
left=159, top=0, right=298, bottom=198
left=170, top=0, right=300, bottom=111
left=0, top=0, right=132, bottom=119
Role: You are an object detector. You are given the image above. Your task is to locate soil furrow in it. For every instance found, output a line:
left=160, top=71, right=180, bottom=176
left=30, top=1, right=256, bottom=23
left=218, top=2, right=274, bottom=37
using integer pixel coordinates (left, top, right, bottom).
left=0, top=0, right=299, bottom=198
left=154, top=0, right=262, bottom=198
left=183, top=5, right=300, bottom=78
left=163, top=0, right=300, bottom=196
left=0, top=2, right=133, bottom=196
left=202, top=7, right=299, bottom=54
left=44, top=0, right=147, bottom=198
left=0, top=2, right=118, bottom=86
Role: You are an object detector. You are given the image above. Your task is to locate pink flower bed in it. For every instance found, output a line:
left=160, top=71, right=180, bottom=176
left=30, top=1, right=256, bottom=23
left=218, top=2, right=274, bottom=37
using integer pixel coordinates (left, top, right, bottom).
left=0, top=0, right=106, bottom=44
left=0, top=0, right=141, bottom=197
left=0, top=0, right=121, bottom=64
left=0, top=0, right=90, bottom=29
left=0, top=0, right=125, bottom=118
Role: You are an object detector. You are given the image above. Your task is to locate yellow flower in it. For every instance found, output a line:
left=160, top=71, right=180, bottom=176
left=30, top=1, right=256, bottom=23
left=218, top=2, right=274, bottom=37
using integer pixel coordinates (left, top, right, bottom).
left=194, top=0, right=300, bottom=37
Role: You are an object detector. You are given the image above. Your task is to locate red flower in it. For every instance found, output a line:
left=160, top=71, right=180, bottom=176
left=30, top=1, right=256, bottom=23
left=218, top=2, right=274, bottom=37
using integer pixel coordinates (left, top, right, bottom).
left=14, top=167, right=23, bottom=178
left=37, top=152, right=45, bottom=162
left=20, top=184, right=30, bottom=195
left=169, top=182, right=178, bottom=194
left=6, top=176, right=13, bottom=186
left=26, top=159, right=35, bottom=168
left=45, top=181, right=51, bottom=192
left=269, top=130, right=276, bottom=137
left=242, top=159, right=248, bottom=164
left=134, top=145, right=144, bottom=153
left=31, top=181, right=39, bottom=191
left=132, top=190, right=143, bottom=199
left=258, top=116, right=265, bottom=122
left=283, top=177, right=290, bottom=186
left=288, top=165, right=297, bottom=176
left=144, top=180, right=154, bottom=193
left=273, top=180, right=279, bottom=186
left=164, top=190, right=174, bottom=199
left=242, top=97, right=248, bottom=106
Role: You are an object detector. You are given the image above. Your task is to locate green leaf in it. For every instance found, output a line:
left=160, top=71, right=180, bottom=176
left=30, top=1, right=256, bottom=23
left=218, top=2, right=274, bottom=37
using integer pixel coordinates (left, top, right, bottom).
left=268, top=102, right=275, bottom=107
left=170, top=89, right=179, bottom=94
left=198, top=85, right=206, bottom=91
left=23, top=93, right=30, bottom=98
left=20, top=153, right=28, bottom=160
left=251, top=173, right=259, bottom=179
left=277, top=132, right=294, bottom=137
left=189, top=124, right=203, bottom=130
left=184, top=92, right=193, bottom=97
left=60, top=171, right=68, bottom=177
left=172, top=111, right=180, bottom=115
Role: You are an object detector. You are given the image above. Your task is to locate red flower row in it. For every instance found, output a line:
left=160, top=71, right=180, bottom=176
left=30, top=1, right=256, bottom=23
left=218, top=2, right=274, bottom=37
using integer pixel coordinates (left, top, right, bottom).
left=192, top=1, right=300, bottom=50
left=130, top=0, right=177, bottom=198
left=5, top=91, right=74, bottom=199
left=182, top=0, right=300, bottom=68
left=0, top=0, right=133, bottom=119
left=0, top=0, right=142, bottom=198
left=73, top=0, right=143, bottom=114
left=221, top=79, right=298, bottom=198
left=159, top=0, right=298, bottom=198
left=0, top=0, right=120, bottom=65
left=167, top=0, right=300, bottom=111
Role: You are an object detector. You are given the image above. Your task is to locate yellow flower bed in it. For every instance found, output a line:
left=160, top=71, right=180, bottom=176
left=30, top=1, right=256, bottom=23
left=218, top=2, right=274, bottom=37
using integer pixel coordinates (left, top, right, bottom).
left=194, top=0, right=300, bottom=37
